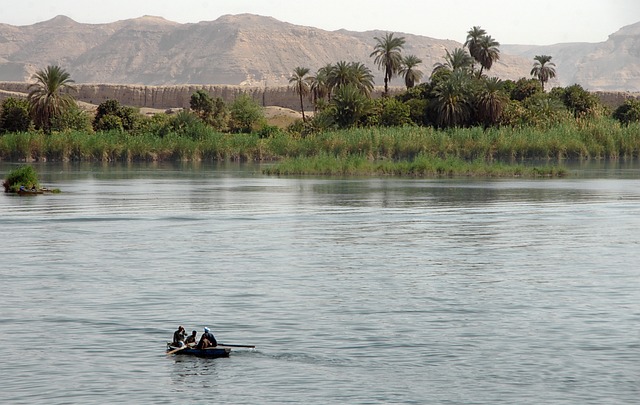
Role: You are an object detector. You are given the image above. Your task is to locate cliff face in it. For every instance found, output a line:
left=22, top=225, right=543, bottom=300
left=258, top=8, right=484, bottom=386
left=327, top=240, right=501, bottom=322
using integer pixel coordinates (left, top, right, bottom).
left=0, top=13, right=589, bottom=88
left=1, top=14, right=639, bottom=91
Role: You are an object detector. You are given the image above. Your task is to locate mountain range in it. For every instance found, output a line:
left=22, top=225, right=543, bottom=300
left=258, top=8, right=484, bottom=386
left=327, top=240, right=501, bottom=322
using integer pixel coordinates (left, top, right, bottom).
left=0, top=14, right=639, bottom=91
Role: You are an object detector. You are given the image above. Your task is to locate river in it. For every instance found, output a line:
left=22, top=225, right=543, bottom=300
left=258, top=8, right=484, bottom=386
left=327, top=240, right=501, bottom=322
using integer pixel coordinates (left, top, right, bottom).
left=1, top=161, right=639, bottom=404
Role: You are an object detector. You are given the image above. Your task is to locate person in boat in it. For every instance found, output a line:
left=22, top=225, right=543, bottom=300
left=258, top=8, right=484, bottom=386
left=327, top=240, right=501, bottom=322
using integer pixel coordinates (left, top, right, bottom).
left=185, top=330, right=197, bottom=347
left=197, top=327, right=217, bottom=349
left=172, top=326, right=186, bottom=347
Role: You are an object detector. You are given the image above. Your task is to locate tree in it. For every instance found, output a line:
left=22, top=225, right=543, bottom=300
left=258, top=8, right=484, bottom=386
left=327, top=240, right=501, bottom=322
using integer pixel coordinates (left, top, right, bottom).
left=370, top=32, right=406, bottom=95
left=27, top=65, right=76, bottom=133
left=432, top=48, right=474, bottom=76
left=475, top=35, right=500, bottom=77
left=326, top=61, right=374, bottom=97
left=510, top=78, right=542, bottom=101
left=348, top=62, right=375, bottom=96
left=331, top=83, right=372, bottom=128
left=229, top=93, right=264, bottom=133
left=613, top=99, right=640, bottom=125
left=530, top=55, right=557, bottom=91
left=400, top=55, right=423, bottom=89
left=309, top=64, right=332, bottom=106
left=560, top=84, right=599, bottom=118
left=433, top=70, right=473, bottom=128
left=289, top=67, right=311, bottom=121
left=0, top=97, right=31, bottom=133
left=190, top=90, right=215, bottom=120
left=476, top=77, right=509, bottom=126
left=464, top=26, right=487, bottom=72
left=93, top=99, right=139, bottom=132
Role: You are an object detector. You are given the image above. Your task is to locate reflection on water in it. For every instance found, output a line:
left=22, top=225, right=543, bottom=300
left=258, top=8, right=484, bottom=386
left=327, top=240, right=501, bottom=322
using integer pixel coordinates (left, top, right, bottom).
left=1, top=161, right=639, bottom=405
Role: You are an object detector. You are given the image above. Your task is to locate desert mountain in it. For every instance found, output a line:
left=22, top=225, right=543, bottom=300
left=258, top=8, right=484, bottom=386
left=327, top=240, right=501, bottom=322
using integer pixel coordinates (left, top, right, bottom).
left=0, top=14, right=639, bottom=91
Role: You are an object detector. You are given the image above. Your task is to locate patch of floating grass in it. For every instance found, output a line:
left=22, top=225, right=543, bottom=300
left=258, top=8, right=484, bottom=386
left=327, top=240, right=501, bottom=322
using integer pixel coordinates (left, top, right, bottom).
left=263, top=153, right=567, bottom=178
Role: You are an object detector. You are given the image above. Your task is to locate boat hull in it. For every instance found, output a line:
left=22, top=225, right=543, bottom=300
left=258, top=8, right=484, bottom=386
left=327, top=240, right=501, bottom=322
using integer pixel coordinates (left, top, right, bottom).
left=167, top=345, right=231, bottom=358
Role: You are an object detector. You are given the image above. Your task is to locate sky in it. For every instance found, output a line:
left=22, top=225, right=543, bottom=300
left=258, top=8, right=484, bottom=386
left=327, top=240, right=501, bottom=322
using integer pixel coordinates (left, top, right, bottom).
left=2, top=0, right=639, bottom=45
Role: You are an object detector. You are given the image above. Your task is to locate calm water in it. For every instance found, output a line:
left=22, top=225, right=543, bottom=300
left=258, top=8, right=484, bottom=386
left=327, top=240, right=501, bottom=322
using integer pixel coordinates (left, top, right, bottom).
left=1, top=162, right=639, bottom=404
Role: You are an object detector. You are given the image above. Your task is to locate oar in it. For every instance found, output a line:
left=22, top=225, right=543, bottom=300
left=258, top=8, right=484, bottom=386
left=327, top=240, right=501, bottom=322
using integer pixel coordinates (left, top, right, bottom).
left=166, top=345, right=189, bottom=355
left=217, top=343, right=256, bottom=348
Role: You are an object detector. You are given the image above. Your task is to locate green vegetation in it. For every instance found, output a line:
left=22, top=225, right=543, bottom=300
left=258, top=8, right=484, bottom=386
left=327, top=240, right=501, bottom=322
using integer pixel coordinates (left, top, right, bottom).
left=28, top=65, right=77, bottom=134
left=531, top=55, right=557, bottom=91
left=263, top=154, right=566, bottom=178
left=1, top=31, right=639, bottom=179
left=2, top=165, right=40, bottom=192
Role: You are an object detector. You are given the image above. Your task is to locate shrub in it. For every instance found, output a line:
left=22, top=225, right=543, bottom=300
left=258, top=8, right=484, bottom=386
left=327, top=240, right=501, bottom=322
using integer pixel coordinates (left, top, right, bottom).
left=510, top=78, right=542, bottom=102
left=376, top=98, right=412, bottom=127
left=0, top=97, right=32, bottom=133
left=229, top=94, right=265, bottom=133
left=93, top=99, right=140, bottom=132
left=2, top=165, right=39, bottom=192
left=51, top=104, right=93, bottom=132
left=612, top=99, right=640, bottom=125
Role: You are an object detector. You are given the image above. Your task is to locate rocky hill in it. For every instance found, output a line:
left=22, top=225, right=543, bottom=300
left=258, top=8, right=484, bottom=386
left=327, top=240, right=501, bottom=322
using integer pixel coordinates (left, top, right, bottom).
left=0, top=14, right=639, bottom=91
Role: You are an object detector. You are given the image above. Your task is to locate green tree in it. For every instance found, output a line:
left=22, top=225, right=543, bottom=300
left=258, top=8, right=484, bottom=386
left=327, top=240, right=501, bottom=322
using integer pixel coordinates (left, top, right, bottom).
left=400, top=55, right=423, bottom=89
left=476, top=77, right=509, bottom=127
left=51, top=104, right=92, bottom=132
left=326, top=61, right=375, bottom=97
left=0, top=97, right=31, bottom=133
left=464, top=26, right=487, bottom=72
left=370, top=32, right=406, bottom=95
left=309, top=64, right=332, bottom=106
left=432, top=48, right=474, bottom=75
left=229, top=93, right=265, bottom=133
left=331, top=83, right=372, bottom=128
left=190, top=90, right=214, bottom=120
left=613, top=99, right=640, bottom=125
left=433, top=70, right=473, bottom=128
left=560, top=84, right=600, bottom=118
left=289, top=67, right=311, bottom=121
left=510, top=78, right=542, bottom=101
left=93, top=99, right=139, bottom=132
left=475, top=35, right=500, bottom=77
left=348, top=62, right=375, bottom=96
left=530, top=55, right=557, bottom=91
left=27, top=65, right=77, bottom=133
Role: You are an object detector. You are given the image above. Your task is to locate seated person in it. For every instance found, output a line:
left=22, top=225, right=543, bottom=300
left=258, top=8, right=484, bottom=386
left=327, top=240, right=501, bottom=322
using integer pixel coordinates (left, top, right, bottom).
left=197, top=327, right=217, bottom=349
left=185, top=330, right=197, bottom=346
left=172, top=326, right=186, bottom=347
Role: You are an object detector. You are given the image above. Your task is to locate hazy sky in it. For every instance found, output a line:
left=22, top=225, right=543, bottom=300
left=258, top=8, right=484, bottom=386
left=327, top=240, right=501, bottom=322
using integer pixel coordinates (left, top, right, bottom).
left=2, top=0, right=639, bottom=45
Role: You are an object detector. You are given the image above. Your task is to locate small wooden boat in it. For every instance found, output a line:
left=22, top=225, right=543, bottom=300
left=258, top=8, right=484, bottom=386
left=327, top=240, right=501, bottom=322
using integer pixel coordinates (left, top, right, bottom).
left=17, top=188, right=44, bottom=196
left=166, top=343, right=231, bottom=358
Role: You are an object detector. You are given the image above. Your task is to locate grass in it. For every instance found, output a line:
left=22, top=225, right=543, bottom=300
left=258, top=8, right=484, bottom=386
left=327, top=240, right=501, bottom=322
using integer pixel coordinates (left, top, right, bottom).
left=262, top=153, right=567, bottom=178
left=0, top=117, right=638, bottom=178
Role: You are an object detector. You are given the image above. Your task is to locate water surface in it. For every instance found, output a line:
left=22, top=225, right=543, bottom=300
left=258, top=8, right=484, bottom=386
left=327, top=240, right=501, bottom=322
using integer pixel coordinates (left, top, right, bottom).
left=1, top=162, right=639, bottom=404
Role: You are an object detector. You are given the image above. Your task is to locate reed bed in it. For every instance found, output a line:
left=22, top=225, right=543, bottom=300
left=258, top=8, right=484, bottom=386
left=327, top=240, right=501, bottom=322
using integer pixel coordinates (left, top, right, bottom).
left=1, top=118, right=638, bottom=163
left=262, top=153, right=567, bottom=178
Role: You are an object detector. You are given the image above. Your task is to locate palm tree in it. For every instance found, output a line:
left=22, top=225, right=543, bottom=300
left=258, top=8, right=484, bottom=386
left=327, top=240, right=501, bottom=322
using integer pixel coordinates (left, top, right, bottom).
left=348, top=62, right=375, bottom=96
left=370, top=32, right=406, bottom=95
left=476, top=77, right=509, bottom=126
left=400, top=55, right=423, bottom=89
left=464, top=26, right=487, bottom=72
left=433, top=69, right=473, bottom=128
left=475, top=35, right=500, bottom=77
left=309, top=64, right=332, bottom=106
left=289, top=67, right=311, bottom=121
left=530, top=55, right=557, bottom=91
left=28, top=65, right=76, bottom=133
left=432, top=48, right=474, bottom=75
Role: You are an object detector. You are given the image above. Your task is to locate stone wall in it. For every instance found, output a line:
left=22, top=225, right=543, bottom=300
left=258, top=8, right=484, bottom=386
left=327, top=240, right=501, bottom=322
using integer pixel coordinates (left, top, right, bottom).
left=0, top=82, right=398, bottom=111
left=0, top=82, right=317, bottom=111
left=3, top=81, right=638, bottom=112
